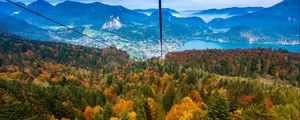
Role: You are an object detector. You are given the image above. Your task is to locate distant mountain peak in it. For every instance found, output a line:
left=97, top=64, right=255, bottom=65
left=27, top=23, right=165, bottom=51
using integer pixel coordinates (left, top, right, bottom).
left=29, top=0, right=53, bottom=6
left=102, top=16, right=122, bottom=30
left=28, top=0, right=54, bottom=11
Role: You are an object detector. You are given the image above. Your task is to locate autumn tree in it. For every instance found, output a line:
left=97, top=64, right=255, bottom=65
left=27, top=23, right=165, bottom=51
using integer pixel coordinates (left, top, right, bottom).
left=166, top=97, right=204, bottom=120
left=144, top=98, right=158, bottom=120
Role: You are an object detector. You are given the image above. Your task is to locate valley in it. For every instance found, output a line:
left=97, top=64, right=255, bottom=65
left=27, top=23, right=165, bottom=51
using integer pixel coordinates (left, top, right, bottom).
left=0, top=0, right=299, bottom=60
left=0, top=0, right=299, bottom=119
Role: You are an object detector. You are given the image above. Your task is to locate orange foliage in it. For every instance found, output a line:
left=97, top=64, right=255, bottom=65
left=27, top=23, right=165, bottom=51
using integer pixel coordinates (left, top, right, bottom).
left=161, top=73, right=170, bottom=85
left=84, top=106, right=93, bottom=120
left=51, top=76, right=62, bottom=84
left=104, top=86, right=116, bottom=98
left=239, top=95, right=253, bottom=105
left=81, top=79, right=90, bottom=89
left=265, top=98, right=273, bottom=109
left=163, top=82, right=173, bottom=96
left=84, top=105, right=102, bottom=120
left=24, top=50, right=34, bottom=57
left=190, top=90, right=203, bottom=104
left=113, top=99, right=134, bottom=117
left=41, top=70, right=51, bottom=78
left=23, top=67, right=34, bottom=77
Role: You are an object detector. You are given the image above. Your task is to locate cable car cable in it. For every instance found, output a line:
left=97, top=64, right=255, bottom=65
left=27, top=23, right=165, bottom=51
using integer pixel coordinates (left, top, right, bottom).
left=6, top=0, right=110, bottom=47
left=158, top=0, right=163, bottom=59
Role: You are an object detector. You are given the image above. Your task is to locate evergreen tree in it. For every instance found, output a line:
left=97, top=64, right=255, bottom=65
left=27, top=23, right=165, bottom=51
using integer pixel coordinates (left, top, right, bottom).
left=101, top=102, right=114, bottom=120
left=162, top=87, right=175, bottom=112
left=208, top=94, right=230, bottom=120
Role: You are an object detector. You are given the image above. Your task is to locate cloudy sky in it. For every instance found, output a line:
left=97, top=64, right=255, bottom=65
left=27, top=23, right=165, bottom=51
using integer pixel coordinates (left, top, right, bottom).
left=3, top=0, right=283, bottom=10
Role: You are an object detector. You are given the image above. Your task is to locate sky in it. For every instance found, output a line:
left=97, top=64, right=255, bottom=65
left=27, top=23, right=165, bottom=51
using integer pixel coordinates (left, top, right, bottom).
left=3, top=0, right=283, bottom=10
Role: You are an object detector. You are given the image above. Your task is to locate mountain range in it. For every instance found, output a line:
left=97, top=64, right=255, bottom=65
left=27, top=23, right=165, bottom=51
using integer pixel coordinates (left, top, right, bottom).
left=0, top=0, right=298, bottom=45
left=0, top=12, right=51, bottom=40
left=133, top=8, right=179, bottom=16
left=209, top=0, right=299, bottom=43
left=193, top=7, right=263, bottom=16
left=0, top=0, right=210, bottom=42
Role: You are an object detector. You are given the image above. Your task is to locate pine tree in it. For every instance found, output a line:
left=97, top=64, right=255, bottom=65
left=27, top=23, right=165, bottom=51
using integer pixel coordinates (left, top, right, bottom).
left=162, top=87, right=175, bottom=112
left=208, top=95, right=230, bottom=120
left=101, top=102, right=114, bottom=120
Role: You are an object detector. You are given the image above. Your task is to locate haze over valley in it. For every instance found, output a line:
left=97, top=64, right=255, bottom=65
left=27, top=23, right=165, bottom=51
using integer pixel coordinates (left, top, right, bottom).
left=0, top=0, right=299, bottom=59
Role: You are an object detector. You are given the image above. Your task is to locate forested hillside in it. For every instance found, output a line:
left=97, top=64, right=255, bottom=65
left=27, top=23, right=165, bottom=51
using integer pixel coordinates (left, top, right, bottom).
left=0, top=37, right=299, bottom=120
left=166, top=49, right=300, bottom=85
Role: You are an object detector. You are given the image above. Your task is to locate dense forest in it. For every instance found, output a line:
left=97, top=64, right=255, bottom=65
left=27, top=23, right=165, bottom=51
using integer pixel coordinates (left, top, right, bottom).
left=0, top=37, right=299, bottom=120
left=166, top=49, right=300, bottom=86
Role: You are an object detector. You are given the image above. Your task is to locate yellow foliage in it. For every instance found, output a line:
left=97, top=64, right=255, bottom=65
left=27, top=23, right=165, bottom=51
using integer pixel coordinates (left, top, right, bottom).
left=166, top=97, right=202, bottom=120
left=110, top=117, right=121, bottom=120
left=93, top=105, right=102, bottom=117
left=0, top=94, right=11, bottom=103
left=66, top=75, right=78, bottom=81
left=146, top=98, right=158, bottom=120
left=0, top=73, right=12, bottom=81
left=128, top=111, right=137, bottom=120
left=218, top=87, right=227, bottom=96
left=179, top=111, right=194, bottom=120
left=49, top=115, right=58, bottom=120
left=11, top=71, right=22, bottom=80
left=232, top=109, right=243, bottom=120
left=33, top=78, right=49, bottom=88
left=234, top=109, right=242, bottom=114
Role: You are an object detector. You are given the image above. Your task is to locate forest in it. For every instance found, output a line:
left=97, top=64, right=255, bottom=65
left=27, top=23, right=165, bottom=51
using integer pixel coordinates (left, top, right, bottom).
left=0, top=37, right=299, bottom=120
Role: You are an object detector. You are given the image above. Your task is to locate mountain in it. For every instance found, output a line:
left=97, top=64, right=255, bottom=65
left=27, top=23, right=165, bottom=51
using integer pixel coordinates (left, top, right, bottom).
left=209, top=0, right=299, bottom=39
left=0, top=0, right=211, bottom=44
left=0, top=13, right=51, bottom=40
left=0, top=1, right=25, bottom=16
left=0, top=29, right=22, bottom=39
left=134, top=8, right=179, bottom=16
left=193, top=7, right=263, bottom=16
left=102, top=15, right=123, bottom=30
left=104, top=11, right=210, bottom=41
left=209, top=0, right=300, bottom=42
left=209, top=26, right=268, bottom=43
left=14, top=0, right=147, bottom=26
left=15, top=0, right=55, bottom=25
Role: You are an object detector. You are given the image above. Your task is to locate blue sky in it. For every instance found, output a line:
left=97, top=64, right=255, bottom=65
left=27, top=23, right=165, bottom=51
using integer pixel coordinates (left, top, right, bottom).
left=4, top=0, right=283, bottom=10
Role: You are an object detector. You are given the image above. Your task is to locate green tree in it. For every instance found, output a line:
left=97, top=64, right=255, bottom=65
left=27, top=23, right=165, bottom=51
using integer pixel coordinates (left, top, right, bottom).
left=208, top=95, right=230, bottom=120
left=101, top=102, right=114, bottom=120
left=162, top=87, right=175, bottom=112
